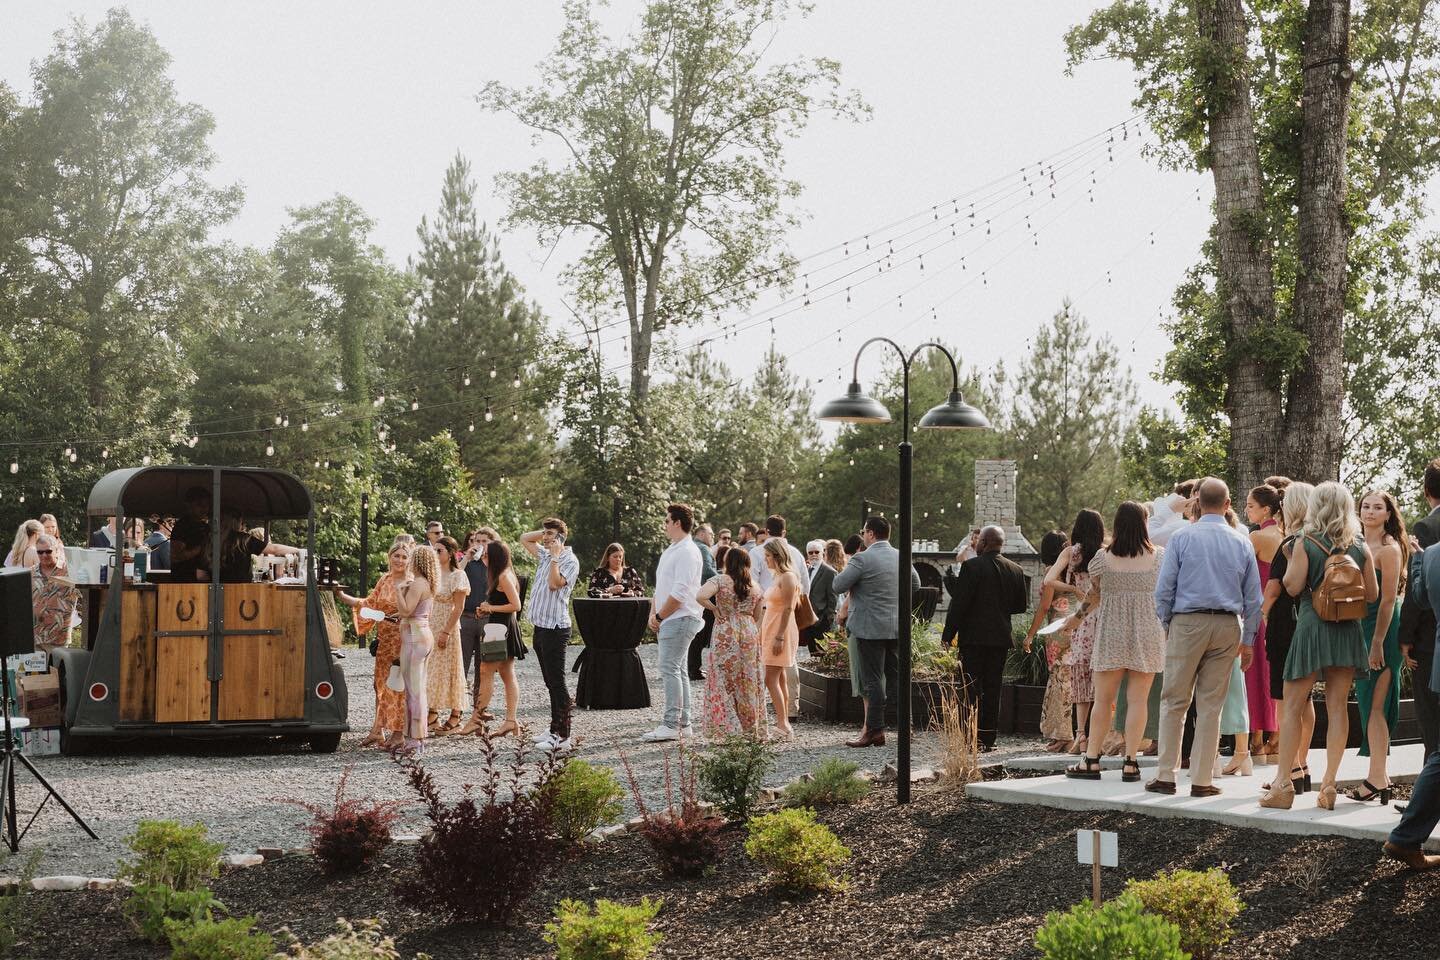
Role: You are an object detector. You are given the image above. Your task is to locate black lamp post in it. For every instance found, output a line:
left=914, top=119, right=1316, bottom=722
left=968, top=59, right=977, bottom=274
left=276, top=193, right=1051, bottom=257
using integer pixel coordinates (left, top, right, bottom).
left=817, top=338, right=991, bottom=803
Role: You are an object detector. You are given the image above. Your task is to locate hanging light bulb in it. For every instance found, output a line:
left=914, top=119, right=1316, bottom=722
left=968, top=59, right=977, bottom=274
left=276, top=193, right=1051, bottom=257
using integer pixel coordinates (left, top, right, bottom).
left=188, top=435, right=199, bottom=448
left=275, top=413, right=283, bottom=426
left=512, top=375, right=521, bottom=388
left=410, top=396, right=419, bottom=411
left=101, top=447, right=109, bottom=460
left=282, top=415, right=290, bottom=428
left=378, top=428, right=387, bottom=442
left=64, top=443, right=73, bottom=458
left=489, top=368, right=497, bottom=379
left=484, top=404, right=494, bottom=423
left=265, top=432, right=275, bottom=457
left=374, top=392, right=385, bottom=407
left=8, top=460, right=16, bottom=474
left=463, top=370, right=471, bottom=387
left=467, top=420, right=475, bottom=432
left=68, top=449, right=77, bottom=463
left=301, top=420, right=309, bottom=432
left=142, top=454, right=152, bottom=466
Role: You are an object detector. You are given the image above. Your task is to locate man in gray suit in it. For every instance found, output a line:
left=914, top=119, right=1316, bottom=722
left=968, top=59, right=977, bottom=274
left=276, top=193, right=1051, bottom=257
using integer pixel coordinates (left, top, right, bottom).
left=1400, top=458, right=1440, bottom=761
left=832, top=515, right=922, bottom=748
left=1384, top=530, right=1440, bottom=870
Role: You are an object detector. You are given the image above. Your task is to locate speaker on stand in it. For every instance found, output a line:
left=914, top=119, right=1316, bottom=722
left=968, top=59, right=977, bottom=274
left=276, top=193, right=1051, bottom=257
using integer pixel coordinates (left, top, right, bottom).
left=0, top=568, right=96, bottom=852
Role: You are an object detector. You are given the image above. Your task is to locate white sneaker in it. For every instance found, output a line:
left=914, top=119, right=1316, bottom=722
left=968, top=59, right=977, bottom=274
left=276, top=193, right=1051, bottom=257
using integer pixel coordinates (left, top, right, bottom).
left=546, top=736, right=574, bottom=753
left=642, top=725, right=680, bottom=742
left=534, top=731, right=556, bottom=749
left=677, top=725, right=695, bottom=739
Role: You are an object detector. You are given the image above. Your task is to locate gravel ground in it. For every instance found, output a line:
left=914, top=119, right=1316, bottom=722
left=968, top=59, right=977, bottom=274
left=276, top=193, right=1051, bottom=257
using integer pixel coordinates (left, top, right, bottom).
left=19, top=644, right=1033, bottom=877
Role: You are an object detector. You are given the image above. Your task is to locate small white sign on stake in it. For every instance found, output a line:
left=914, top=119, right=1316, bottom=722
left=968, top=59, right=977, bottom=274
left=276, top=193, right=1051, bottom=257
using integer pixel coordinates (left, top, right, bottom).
left=1076, top=829, right=1118, bottom=906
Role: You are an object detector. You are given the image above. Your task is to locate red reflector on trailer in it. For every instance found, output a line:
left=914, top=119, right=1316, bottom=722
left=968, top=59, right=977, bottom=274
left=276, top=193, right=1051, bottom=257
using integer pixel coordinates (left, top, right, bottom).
left=315, top=681, right=333, bottom=700
left=89, top=682, right=109, bottom=701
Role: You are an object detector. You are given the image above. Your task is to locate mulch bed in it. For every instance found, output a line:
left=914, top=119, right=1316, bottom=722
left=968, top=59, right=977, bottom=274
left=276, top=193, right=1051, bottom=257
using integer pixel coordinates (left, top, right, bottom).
left=19, top=779, right=1440, bottom=960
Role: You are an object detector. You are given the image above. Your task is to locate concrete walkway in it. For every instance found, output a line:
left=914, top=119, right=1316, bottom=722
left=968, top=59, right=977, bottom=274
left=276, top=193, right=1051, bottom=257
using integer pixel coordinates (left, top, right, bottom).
left=970, top=744, right=1436, bottom=850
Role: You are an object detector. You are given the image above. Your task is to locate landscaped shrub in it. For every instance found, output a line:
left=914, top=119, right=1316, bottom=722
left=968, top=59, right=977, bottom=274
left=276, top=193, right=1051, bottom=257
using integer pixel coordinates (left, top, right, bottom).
left=543, top=897, right=663, bottom=960
left=781, top=759, right=869, bottom=807
left=621, top=746, right=726, bottom=878
left=1126, top=868, right=1242, bottom=960
left=935, top=682, right=981, bottom=790
left=277, top=918, right=419, bottom=960
left=396, top=732, right=563, bottom=926
left=123, top=884, right=223, bottom=943
left=117, top=819, right=223, bottom=890
left=549, top=759, right=626, bottom=846
left=697, top=734, right=774, bottom=822
left=1034, top=894, right=1186, bottom=960
left=743, top=808, right=850, bottom=892
left=165, top=915, right=276, bottom=960
left=280, top=764, right=403, bottom=874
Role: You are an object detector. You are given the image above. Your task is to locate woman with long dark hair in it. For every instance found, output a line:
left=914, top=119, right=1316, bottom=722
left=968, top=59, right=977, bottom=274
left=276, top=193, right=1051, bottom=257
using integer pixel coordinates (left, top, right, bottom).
left=1025, top=531, right=1072, bottom=751
left=697, top=545, right=766, bottom=738
left=587, top=542, right=645, bottom=598
left=1351, top=489, right=1409, bottom=803
left=1046, top=509, right=1105, bottom=754
left=458, top=539, right=525, bottom=737
left=1063, top=502, right=1165, bottom=783
left=1241, top=484, right=1284, bottom=764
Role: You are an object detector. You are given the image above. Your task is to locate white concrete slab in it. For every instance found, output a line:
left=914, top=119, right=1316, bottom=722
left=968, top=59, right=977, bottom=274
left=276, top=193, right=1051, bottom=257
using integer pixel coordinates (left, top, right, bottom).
left=970, top=744, right=1436, bottom=850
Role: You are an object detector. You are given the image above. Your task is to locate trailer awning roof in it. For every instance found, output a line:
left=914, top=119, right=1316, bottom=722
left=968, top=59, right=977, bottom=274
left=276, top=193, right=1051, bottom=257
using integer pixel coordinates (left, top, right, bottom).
left=87, top=466, right=313, bottom=520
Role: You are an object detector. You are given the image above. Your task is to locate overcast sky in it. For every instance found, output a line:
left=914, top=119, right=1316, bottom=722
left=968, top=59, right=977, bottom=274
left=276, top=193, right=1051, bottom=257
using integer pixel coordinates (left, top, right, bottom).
left=4, top=2, right=1219, bottom=414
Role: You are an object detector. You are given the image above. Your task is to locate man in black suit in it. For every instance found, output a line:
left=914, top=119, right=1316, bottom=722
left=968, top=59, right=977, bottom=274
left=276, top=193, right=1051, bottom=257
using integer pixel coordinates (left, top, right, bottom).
left=942, top=525, right=1028, bottom=750
left=802, top=539, right=837, bottom=654
left=1401, top=458, right=1440, bottom=762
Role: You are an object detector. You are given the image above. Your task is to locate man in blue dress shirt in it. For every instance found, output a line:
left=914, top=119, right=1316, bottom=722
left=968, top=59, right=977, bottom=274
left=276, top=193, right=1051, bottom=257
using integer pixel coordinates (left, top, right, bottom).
left=1148, top=478, right=1263, bottom=798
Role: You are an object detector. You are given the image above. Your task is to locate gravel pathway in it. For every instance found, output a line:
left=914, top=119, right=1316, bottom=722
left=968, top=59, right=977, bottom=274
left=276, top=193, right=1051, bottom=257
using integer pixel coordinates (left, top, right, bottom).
left=18, top=645, right=1035, bottom=876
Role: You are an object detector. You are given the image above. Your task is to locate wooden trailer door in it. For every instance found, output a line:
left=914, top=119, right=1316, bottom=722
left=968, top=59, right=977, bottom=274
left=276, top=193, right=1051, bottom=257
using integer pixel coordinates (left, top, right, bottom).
left=155, top=583, right=211, bottom=722
left=218, top=583, right=277, bottom=721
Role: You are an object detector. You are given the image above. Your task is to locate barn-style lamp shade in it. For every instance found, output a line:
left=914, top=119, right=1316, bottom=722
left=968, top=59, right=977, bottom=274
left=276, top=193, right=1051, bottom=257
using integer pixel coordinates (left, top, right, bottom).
left=817, top=383, right=893, bottom=424
left=918, top=389, right=991, bottom=430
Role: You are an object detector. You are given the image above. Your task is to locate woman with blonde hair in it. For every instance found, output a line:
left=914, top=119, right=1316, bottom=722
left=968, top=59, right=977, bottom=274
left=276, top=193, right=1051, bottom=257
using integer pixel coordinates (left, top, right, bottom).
left=1262, top=481, right=1379, bottom=810
left=394, top=541, right=438, bottom=755
left=334, top=543, right=411, bottom=748
left=760, top=538, right=801, bottom=740
left=1262, top=482, right=1317, bottom=793
left=426, top=536, right=470, bottom=734
left=5, top=520, right=42, bottom=568
left=38, top=514, right=66, bottom=570
left=1351, top=489, right=1409, bottom=804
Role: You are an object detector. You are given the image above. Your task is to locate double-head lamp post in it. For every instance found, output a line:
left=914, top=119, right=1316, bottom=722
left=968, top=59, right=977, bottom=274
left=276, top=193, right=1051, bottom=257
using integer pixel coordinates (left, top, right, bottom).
left=817, top=338, right=991, bottom=804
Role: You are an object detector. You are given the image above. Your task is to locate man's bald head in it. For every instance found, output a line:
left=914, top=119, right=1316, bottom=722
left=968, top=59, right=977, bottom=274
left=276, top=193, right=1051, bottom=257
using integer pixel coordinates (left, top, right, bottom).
left=1198, top=477, right=1230, bottom=513
left=978, top=525, right=1006, bottom=553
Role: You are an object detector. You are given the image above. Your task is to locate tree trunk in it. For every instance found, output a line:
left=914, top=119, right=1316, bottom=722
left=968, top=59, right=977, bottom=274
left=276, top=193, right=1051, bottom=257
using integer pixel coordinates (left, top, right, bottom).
left=1281, top=0, right=1352, bottom=483
left=1197, top=0, right=1282, bottom=496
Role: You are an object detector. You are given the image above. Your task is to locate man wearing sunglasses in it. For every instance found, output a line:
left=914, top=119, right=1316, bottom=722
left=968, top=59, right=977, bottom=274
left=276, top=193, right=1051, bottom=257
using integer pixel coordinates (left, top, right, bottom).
left=31, top=534, right=79, bottom=652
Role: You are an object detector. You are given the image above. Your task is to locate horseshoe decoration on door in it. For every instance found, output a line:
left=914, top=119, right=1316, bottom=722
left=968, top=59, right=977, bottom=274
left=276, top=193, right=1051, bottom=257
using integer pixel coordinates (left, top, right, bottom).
left=175, top=599, right=196, bottom=622
left=238, top=599, right=260, bottom=622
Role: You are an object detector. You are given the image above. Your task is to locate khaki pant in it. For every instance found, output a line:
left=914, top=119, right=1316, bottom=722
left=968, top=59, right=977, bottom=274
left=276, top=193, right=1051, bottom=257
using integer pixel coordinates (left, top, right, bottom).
left=1156, top=612, right=1241, bottom=787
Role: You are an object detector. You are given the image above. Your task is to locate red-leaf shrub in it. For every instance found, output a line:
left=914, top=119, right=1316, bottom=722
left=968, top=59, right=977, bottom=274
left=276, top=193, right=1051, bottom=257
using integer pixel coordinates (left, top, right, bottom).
left=620, top=745, right=726, bottom=878
left=395, top=732, right=563, bottom=926
left=278, top=764, right=404, bottom=874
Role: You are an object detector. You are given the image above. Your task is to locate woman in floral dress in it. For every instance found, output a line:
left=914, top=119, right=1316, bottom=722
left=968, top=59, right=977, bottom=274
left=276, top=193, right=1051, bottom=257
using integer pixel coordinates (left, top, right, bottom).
left=1046, top=510, right=1105, bottom=755
left=334, top=543, right=409, bottom=748
left=1023, top=531, right=1072, bottom=751
left=697, top=546, right=766, bottom=739
left=426, top=536, right=470, bottom=733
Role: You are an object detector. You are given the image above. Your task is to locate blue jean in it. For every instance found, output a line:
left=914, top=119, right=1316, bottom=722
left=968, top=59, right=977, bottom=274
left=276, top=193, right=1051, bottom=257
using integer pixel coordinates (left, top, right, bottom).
left=1390, top=743, right=1440, bottom=850
left=657, top=616, right=702, bottom=729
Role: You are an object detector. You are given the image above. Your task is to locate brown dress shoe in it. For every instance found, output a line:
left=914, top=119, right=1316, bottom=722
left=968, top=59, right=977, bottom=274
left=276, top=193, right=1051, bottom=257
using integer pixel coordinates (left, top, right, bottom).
left=1144, top=778, right=1176, bottom=795
left=846, top=729, right=885, bottom=748
left=1383, top=842, right=1440, bottom=871
left=1190, top=784, right=1222, bottom=798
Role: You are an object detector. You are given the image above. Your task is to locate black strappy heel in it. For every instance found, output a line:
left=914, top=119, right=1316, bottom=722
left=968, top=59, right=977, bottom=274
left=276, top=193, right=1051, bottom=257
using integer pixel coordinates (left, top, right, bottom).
left=1121, top=757, right=1141, bottom=783
left=1345, top=779, right=1392, bottom=804
left=1066, top=755, right=1103, bottom=780
left=1264, top=766, right=1306, bottom=795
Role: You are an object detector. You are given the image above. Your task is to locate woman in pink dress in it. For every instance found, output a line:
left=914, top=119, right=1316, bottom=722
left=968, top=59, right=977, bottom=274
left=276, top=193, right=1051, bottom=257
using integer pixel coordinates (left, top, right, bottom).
left=1243, top=485, right=1282, bottom=760
left=759, top=539, right=801, bottom=741
left=697, top=546, right=767, bottom=739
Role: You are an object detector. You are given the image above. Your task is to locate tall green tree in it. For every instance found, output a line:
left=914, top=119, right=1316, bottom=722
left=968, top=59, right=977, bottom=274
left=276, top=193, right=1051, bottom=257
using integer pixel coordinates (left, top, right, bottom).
left=400, top=153, right=551, bottom=485
left=1005, top=303, right=1138, bottom=535
left=481, top=0, right=867, bottom=408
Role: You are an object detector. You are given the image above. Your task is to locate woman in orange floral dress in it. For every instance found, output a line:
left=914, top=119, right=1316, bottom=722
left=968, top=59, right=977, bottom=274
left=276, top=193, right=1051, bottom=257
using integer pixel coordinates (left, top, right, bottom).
left=335, top=543, right=409, bottom=747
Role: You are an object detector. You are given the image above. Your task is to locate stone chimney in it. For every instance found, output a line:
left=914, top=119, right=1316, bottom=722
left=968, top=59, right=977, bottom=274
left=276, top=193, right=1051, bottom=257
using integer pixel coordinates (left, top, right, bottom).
left=973, top=459, right=1035, bottom=556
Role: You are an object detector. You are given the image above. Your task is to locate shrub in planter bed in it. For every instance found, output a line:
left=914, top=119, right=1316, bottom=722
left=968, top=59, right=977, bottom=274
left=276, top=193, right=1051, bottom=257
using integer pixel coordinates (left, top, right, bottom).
left=0, top=848, right=38, bottom=956
left=280, top=763, right=404, bottom=874
left=124, top=884, right=224, bottom=944
left=549, top=759, right=626, bottom=846
left=781, top=759, right=868, bottom=807
left=697, top=733, right=775, bottom=822
left=1034, top=894, right=1185, bottom=960
left=621, top=746, right=726, bottom=878
left=118, top=819, right=223, bottom=890
left=543, top=897, right=663, bottom=960
left=165, top=914, right=276, bottom=960
left=277, top=918, right=420, bottom=960
left=396, top=734, right=564, bottom=927
left=744, top=808, right=850, bottom=892
left=1125, top=868, right=1242, bottom=960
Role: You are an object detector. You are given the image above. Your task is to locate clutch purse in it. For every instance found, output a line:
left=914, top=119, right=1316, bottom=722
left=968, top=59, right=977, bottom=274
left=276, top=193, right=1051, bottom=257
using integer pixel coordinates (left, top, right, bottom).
left=480, top=622, right=511, bottom=663
left=386, top=661, right=404, bottom=692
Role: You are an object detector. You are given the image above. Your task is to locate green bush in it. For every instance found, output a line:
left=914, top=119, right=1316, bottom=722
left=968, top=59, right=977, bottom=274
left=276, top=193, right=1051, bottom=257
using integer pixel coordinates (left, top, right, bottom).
left=277, top=918, right=423, bottom=959
left=165, top=915, right=276, bottom=960
left=550, top=760, right=626, bottom=846
left=697, top=734, right=774, bottom=822
left=0, top=849, right=38, bottom=956
left=1126, top=868, right=1242, bottom=960
left=123, top=884, right=223, bottom=944
left=543, top=897, right=663, bottom=960
left=1034, top=895, right=1187, bottom=960
left=781, top=759, right=869, bottom=807
left=744, top=808, right=850, bottom=892
left=118, top=820, right=223, bottom=890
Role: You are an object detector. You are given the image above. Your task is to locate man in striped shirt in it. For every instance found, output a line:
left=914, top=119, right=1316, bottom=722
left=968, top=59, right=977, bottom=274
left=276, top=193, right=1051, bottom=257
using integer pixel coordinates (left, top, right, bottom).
left=521, top=517, right=582, bottom=751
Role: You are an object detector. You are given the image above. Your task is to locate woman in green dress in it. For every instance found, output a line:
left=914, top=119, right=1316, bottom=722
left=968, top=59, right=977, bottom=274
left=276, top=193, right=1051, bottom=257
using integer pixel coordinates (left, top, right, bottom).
left=1261, top=482, right=1379, bottom=811
left=1351, top=490, right=1408, bottom=804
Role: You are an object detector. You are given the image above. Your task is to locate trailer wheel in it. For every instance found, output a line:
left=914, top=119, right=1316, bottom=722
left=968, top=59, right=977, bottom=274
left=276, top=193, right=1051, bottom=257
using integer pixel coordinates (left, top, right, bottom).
left=307, top=732, right=342, bottom=753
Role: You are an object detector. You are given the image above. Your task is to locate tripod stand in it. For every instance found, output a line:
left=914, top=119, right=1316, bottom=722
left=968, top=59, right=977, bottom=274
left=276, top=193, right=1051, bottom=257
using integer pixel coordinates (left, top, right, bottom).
left=1, top=655, right=96, bottom=853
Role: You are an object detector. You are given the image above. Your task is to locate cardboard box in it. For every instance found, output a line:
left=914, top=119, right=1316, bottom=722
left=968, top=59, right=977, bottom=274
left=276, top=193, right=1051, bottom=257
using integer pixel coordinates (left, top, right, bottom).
left=19, top=727, right=60, bottom=757
left=18, top=669, right=61, bottom=728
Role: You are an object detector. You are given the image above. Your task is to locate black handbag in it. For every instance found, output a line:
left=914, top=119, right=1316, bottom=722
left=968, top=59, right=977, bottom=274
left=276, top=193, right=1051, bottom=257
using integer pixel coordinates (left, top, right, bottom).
left=369, top=636, right=379, bottom=657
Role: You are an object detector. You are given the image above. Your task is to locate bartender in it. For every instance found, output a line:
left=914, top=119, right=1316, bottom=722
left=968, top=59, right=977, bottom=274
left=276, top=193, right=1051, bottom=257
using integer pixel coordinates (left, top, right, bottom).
left=216, top=509, right=303, bottom=582
left=169, top=486, right=211, bottom=581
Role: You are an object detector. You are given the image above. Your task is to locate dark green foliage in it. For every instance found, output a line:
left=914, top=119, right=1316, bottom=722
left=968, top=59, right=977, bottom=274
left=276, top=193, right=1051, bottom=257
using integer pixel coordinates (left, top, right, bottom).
left=123, top=885, right=223, bottom=944
left=696, top=734, right=776, bottom=822
left=165, top=915, right=276, bottom=960
left=543, top=898, right=663, bottom=960
left=549, top=759, right=627, bottom=846
left=743, top=808, right=850, bottom=892
left=781, top=759, right=869, bottom=808
left=117, top=820, right=222, bottom=891
left=1034, top=894, right=1187, bottom=960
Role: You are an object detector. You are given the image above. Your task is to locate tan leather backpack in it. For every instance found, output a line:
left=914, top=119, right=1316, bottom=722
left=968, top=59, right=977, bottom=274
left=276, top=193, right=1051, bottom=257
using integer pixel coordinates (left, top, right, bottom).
left=1304, top=535, right=1367, bottom=622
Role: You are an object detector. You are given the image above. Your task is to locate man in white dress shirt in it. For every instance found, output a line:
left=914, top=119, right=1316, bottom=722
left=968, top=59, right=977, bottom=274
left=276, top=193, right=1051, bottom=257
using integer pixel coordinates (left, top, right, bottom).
left=644, top=503, right=705, bottom=742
